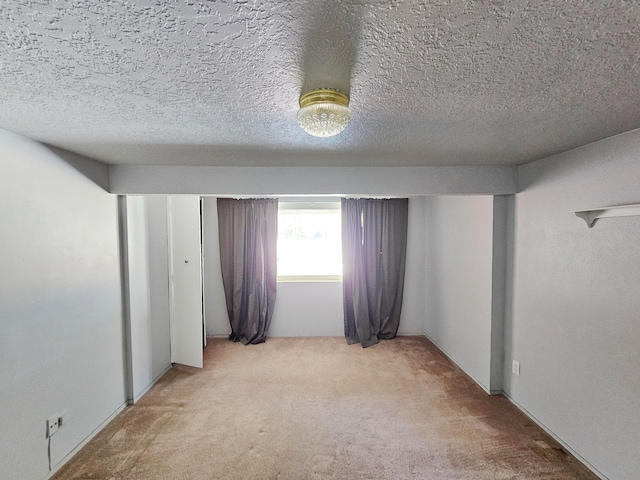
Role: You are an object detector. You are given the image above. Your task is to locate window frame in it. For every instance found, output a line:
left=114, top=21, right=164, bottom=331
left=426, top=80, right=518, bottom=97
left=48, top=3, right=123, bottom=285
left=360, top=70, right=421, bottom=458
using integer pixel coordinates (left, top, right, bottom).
left=277, top=199, right=342, bottom=283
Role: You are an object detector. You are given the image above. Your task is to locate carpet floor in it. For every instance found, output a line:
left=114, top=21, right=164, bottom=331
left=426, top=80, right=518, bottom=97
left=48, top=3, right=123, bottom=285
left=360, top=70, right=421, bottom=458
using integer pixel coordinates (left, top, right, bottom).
left=53, top=336, right=597, bottom=479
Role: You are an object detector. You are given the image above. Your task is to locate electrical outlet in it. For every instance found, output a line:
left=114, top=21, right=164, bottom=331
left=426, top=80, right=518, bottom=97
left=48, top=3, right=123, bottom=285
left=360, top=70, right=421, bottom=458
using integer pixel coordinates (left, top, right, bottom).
left=512, top=360, right=520, bottom=376
left=46, top=416, right=60, bottom=438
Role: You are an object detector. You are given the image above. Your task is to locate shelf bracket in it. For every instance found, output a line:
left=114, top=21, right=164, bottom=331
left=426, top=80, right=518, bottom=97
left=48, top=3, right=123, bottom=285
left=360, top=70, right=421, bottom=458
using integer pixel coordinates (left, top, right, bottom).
left=573, top=204, right=640, bottom=228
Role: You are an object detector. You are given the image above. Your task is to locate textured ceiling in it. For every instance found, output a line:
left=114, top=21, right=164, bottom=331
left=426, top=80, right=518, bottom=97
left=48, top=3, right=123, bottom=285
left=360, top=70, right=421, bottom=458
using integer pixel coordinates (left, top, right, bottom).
left=1, top=0, right=639, bottom=166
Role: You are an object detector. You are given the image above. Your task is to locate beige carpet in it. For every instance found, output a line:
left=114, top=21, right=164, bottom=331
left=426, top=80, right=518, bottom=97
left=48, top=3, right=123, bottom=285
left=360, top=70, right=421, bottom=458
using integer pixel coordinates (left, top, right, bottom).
left=54, top=336, right=597, bottom=479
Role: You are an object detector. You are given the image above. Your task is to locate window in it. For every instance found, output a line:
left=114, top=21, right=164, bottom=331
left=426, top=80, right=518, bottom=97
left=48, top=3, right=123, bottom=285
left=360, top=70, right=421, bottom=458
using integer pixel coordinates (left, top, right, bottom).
left=277, top=200, right=342, bottom=281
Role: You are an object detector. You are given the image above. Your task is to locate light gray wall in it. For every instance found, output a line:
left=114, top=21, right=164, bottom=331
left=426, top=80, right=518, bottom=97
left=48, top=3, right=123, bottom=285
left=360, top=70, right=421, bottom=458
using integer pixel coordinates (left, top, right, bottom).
left=423, top=195, right=495, bottom=391
left=489, top=196, right=509, bottom=393
left=201, top=198, right=233, bottom=337
left=123, top=196, right=154, bottom=401
left=398, top=197, right=427, bottom=335
left=49, top=146, right=111, bottom=191
left=145, top=196, right=172, bottom=381
left=202, top=197, right=426, bottom=338
left=122, top=196, right=171, bottom=402
left=269, top=282, right=344, bottom=336
left=0, top=130, right=127, bottom=479
left=505, top=130, right=640, bottom=480
left=110, top=165, right=518, bottom=195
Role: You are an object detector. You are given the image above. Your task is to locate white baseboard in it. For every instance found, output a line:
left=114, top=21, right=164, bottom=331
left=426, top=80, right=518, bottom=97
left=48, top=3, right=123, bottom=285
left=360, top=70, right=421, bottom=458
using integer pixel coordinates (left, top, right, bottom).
left=44, top=402, right=128, bottom=480
left=422, top=333, right=492, bottom=394
left=132, top=364, right=173, bottom=404
left=421, top=334, right=608, bottom=478
left=44, top=363, right=173, bottom=480
left=42, top=337, right=607, bottom=480
left=502, top=393, right=608, bottom=480
left=421, top=334, right=607, bottom=479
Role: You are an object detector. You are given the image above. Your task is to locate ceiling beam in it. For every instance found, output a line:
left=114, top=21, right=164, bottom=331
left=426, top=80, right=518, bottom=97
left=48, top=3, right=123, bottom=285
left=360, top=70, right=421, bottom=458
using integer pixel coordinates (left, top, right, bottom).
left=109, top=165, right=518, bottom=196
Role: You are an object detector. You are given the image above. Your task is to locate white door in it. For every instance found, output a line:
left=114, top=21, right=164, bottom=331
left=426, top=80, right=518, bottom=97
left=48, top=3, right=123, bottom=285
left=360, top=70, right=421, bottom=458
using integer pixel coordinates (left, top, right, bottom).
left=168, top=196, right=203, bottom=368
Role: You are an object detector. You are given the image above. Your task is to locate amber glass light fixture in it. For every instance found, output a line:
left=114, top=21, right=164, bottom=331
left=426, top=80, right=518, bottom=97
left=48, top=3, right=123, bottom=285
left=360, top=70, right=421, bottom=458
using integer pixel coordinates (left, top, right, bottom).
left=297, top=89, right=350, bottom=137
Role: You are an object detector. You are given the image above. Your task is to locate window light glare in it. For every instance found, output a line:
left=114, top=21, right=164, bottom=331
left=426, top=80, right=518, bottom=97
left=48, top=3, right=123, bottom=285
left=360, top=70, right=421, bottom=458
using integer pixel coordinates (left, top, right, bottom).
left=277, top=202, right=342, bottom=278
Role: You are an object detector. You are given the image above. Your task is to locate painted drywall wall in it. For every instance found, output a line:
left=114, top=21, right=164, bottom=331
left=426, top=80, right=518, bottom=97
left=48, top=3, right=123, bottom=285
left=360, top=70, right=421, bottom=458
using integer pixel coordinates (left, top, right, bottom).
left=123, top=196, right=156, bottom=402
left=110, top=165, right=518, bottom=195
left=0, top=130, right=127, bottom=479
left=145, top=196, right=172, bottom=381
left=398, top=196, right=427, bottom=335
left=423, top=195, right=495, bottom=391
left=49, top=146, right=110, bottom=191
left=505, top=130, right=640, bottom=480
left=202, top=197, right=426, bottom=338
left=121, top=195, right=172, bottom=402
left=269, top=282, right=344, bottom=337
left=489, top=196, right=509, bottom=393
left=201, top=197, right=232, bottom=337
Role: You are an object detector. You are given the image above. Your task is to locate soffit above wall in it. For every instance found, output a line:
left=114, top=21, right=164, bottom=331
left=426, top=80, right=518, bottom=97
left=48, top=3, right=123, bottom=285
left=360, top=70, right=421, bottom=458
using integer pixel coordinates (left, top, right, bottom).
left=108, top=165, right=519, bottom=196
left=1, top=1, right=639, bottom=167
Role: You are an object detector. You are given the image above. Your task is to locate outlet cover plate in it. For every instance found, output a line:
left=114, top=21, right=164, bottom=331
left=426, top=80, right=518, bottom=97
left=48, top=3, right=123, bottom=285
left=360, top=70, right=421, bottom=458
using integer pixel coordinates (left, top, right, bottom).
left=46, top=416, right=59, bottom=438
left=512, top=360, right=520, bottom=376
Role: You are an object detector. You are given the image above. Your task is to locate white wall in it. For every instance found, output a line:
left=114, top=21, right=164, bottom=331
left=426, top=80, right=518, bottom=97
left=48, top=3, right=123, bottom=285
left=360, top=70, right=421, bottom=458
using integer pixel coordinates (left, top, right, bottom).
left=110, top=165, right=518, bottom=196
left=145, top=196, right=172, bottom=381
left=202, top=197, right=426, bottom=339
left=489, top=196, right=508, bottom=393
left=122, top=196, right=171, bottom=402
left=123, top=196, right=154, bottom=401
left=505, top=130, right=640, bottom=480
left=0, top=130, right=127, bottom=479
left=423, top=196, right=495, bottom=391
left=201, top=197, right=233, bottom=337
left=398, top=196, right=427, bottom=335
left=269, top=282, right=344, bottom=336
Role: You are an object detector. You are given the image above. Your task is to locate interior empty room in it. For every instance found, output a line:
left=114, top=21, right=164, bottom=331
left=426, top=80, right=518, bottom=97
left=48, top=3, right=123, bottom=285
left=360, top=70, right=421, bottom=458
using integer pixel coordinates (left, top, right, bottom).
left=1, top=2, right=639, bottom=479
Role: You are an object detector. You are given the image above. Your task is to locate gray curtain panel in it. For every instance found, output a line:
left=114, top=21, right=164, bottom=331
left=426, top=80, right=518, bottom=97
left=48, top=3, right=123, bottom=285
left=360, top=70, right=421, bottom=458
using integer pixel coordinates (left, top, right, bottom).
left=342, top=198, right=408, bottom=347
left=217, top=198, right=278, bottom=345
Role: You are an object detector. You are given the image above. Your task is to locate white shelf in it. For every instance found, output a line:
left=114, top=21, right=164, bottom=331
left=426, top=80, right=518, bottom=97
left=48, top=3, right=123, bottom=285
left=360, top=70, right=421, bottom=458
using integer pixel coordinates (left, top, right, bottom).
left=573, top=204, right=640, bottom=228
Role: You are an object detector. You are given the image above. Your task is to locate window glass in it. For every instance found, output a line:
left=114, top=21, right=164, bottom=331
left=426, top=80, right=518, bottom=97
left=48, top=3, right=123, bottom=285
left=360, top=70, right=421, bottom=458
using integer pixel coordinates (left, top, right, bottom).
left=277, top=201, right=342, bottom=280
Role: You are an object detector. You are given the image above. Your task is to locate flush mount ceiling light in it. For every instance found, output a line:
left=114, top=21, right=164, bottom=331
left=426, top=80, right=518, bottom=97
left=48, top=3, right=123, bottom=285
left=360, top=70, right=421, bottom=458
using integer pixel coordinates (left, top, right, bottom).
left=297, top=89, right=350, bottom=137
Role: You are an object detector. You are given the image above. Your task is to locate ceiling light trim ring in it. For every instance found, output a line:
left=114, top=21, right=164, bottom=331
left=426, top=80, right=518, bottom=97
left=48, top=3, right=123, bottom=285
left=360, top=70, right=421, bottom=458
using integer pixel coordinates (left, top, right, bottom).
left=299, top=89, right=349, bottom=109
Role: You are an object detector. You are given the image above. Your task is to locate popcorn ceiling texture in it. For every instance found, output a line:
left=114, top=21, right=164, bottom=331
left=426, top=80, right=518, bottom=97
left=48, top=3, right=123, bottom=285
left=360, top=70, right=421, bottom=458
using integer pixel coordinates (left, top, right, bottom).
left=1, top=0, right=639, bottom=166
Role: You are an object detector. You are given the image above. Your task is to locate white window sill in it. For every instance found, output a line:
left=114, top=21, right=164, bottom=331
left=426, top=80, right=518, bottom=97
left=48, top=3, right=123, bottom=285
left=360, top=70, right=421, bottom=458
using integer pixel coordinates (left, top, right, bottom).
left=277, top=275, right=343, bottom=283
